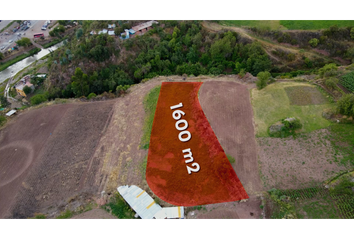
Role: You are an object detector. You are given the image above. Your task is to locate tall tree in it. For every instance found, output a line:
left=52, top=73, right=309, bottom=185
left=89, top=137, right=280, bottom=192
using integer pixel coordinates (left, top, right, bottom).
left=71, top=67, right=89, bottom=97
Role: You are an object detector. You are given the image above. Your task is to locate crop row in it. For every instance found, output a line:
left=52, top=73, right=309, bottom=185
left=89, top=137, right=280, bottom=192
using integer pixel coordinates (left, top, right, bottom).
left=279, top=187, right=326, bottom=201
left=340, top=72, right=354, bottom=92
left=331, top=194, right=354, bottom=219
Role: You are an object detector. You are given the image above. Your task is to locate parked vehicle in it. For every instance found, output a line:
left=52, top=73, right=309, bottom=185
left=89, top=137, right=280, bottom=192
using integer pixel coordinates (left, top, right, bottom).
left=41, top=26, right=47, bottom=30
left=1, top=46, right=5, bottom=50
left=9, top=40, right=13, bottom=43
left=24, top=26, right=29, bottom=31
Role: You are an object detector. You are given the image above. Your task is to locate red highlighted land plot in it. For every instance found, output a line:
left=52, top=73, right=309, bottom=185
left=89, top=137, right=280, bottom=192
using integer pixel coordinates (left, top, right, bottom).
left=146, top=82, right=248, bottom=206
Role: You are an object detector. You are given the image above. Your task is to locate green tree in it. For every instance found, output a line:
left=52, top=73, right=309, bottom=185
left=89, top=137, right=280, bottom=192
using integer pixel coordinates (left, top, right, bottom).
left=71, top=67, right=89, bottom=97
left=0, top=95, right=10, bottom=108
left=30, top=94, right=47, bottom=105
left=324, top=78, right=338, bottom=90
left=309, top=38, right=319, bottom=47
left=337, top=94, right=354, bottom=116
left=23, top=86, right=32, bottom=95
left=318, top=63, right=337, bottom=78
left=16, top=37, right=32, bottom=47
left=0, top=52, right=4, bottom=60
left=87, top=93, right=96, bottom=100
left=351, top=28, right=354, bottom=40
left=256, top=71, right=271, bottom=90
left=76, top=28, right=83, bottom=39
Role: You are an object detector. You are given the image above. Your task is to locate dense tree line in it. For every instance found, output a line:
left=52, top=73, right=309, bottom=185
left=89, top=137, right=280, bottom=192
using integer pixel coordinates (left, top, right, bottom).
left=47, top=20, right=272, bottom=99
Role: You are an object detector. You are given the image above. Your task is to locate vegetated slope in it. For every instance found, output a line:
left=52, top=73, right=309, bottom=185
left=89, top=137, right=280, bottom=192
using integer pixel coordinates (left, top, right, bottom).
left=202, top=21, right=347, bottom=72
left=280, top=20, right=354, bottom=30
left=219, top=20, right=287, bottom=30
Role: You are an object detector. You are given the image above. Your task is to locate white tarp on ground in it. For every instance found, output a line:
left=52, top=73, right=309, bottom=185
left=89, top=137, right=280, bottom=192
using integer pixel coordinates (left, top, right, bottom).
left=117, top=185, right=162, bottom=219
left=5, top=110, right=16, bottom=116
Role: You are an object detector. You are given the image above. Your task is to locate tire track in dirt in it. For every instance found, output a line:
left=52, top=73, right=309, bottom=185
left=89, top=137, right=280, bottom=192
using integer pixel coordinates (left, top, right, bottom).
left=202, top=21, right=340, bottom=65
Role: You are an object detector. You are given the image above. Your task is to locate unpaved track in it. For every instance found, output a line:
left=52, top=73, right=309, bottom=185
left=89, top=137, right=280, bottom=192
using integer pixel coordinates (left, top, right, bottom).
left=202, top=21, right=338, bottom=64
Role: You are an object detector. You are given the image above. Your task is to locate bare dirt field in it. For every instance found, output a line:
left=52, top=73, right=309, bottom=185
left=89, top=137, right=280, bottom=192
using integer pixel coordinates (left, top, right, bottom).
left=0, top=101, right=114, bottom=218
left=72, top=208, right=117, bottom=219
left=257, top=129, right=348, bottom=190
left=1, top=74, right=264, bottom=219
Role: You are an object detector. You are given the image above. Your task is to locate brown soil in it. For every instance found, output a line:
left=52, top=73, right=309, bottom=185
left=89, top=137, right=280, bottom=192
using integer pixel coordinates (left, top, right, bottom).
left=0, top=101, right=114, bottom=218
left=257, top=129, right=348, bottom=190
left=186, top=195, right=262, bottom=219
left=72, top=208, right=117, bottom=219
left=199, top=81, right=262, bottom=195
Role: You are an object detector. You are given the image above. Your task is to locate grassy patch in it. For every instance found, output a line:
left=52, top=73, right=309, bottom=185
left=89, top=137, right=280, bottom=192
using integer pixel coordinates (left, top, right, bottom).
left=251, top=82, right=334, bottom=137
left=284, top=86, right=328, bottom=106
left=139, top=156, right=147, bottom=180
left=32, top=214, right=46, bottom=219
left=280, top=20, right=354, bottom=30
left=42, top=38, right=66, bottom=49
left=226, top=154, right=235, bottom=164
left=102, top=193, right=135, bottom=219
left=295, top=195, right=339, bottom=219
left=56, top=209, right=73, bottom=219
left=141, top=85, right=161, bottom=149
left=0, top=47, right=41, bottom=72
left=328, top=124, right=354, bottom=166
left=219, top=20, right=286, bottom=30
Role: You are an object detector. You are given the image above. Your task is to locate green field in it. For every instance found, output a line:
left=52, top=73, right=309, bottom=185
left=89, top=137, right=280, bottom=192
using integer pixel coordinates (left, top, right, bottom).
left=219, top=20, right=286, bottom=30
left=251, top=82, right=334, bottom=137
left=140, top=85, right=161, bottom=149
left=280, top=20, right=354, bottom=30
left=219, top=20, right=354, bottom=30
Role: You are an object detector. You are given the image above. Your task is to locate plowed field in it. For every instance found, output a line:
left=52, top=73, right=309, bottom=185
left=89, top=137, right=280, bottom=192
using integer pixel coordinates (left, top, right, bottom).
left=146, top=82, right=248, bottom=206
left=0, top=101, right=114, bottom=218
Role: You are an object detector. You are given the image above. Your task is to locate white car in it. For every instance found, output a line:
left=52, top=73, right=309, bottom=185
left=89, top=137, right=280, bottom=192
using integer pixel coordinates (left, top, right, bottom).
left=8, top=40, right=13, bottom=43
left=1, top=46, right=5, bottom=50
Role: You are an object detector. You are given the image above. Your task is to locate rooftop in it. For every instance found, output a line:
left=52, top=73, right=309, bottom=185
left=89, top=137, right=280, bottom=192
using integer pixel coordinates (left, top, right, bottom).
left=131, top=20, right=158, bottom=32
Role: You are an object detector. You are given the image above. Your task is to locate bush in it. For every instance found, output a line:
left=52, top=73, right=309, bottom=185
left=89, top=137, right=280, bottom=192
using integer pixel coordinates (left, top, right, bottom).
left=318, top=63, right=338, bottom=78
left=103, top=193, right=135, bottom=219
left=0, top=115, right=6, bottom=127
left=282, top=117, right=302, bottom=130
left=238, top=68, right=246, bottom=78
left=337, top=94, right=354, bottom=116
left=0, top=95, right=10, bottom=108
left=116, top=85, right=130, bottom=96
left=87, top=93, right=96, bottom=100
left=30, top=94, right=47, bottom=105
left=331, top=177, right=354, bottom=196
left=324, top=78, right=338, bottom=90
left=256, top=71, right=271, bottom=90
left=23, top=85, right=32, bottom=95
left=309, top=38, right=319, bottom=47
left=226, top=154, right=236, bottom=164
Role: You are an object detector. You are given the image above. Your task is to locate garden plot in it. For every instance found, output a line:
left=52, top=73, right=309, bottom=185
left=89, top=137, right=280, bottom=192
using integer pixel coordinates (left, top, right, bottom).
left=284, top=86, right=328, bottom=106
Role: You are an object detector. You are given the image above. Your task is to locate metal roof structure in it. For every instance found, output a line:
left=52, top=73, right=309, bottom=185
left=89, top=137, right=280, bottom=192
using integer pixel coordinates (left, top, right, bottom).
left=118, top=185, right=162, bottom=219
left=154, top=207, right=184, bottom=219
left=102, top=29, right=108, bottom=34
left=132, top=21, right=158, bottom=32
left=6, top=110, right=16, bottom=116
left=117, top=185, right=185, bottom=219
left=108, top=30, right=115, bottom=36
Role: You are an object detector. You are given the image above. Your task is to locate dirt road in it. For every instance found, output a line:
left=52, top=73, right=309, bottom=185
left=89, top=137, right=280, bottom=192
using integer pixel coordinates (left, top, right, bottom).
left=202, top=21, right=340, bottom=65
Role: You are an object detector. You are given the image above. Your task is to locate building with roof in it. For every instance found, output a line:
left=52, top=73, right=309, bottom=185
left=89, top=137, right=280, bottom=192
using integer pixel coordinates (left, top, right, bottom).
left=131, top=20, right=158, bottom=34
left=108, top=24, right=116, bottom=29
left=117, top=185, right=184, bottom=219
left=108, top=30, right=115, bottom=36
left=15, top=75, right=34, bottom=97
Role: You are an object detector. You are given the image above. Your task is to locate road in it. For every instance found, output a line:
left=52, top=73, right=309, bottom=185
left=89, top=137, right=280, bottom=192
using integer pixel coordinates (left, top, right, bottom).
left=0, top=20, right=50, bottom=53
left=0, top=20, right=12, bottom=32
